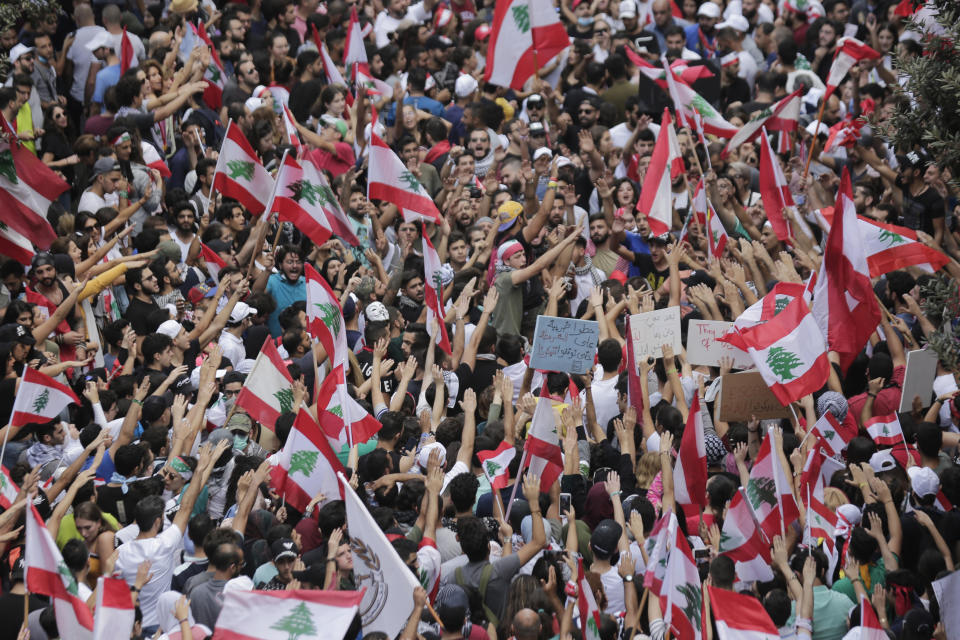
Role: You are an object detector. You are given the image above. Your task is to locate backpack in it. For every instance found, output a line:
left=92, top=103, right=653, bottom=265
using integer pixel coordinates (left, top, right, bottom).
left=454, top=564, right=498, bottom=628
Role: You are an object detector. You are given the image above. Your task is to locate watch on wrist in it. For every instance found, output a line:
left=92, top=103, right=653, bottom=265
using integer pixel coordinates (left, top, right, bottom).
left=622, top=574, right=634, bottom=583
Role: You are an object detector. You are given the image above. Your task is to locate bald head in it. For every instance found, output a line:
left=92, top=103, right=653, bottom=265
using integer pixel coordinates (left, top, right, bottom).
left=512, top=609, right=541, bottom=640
left=74, top=3, right=94, bottom=25
left=102, top=4, right=121, bottom=26
left=652, top=0, right=673, bottom=27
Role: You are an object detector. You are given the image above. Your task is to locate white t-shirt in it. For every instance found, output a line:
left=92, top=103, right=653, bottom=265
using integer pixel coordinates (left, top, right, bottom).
left=115, top=524, right=186, bottom=627
left=109, top=30, right=146, bottom=65
left=374, top=2, right=433, bottom=47
left=68, top=26, right=101, bottom=102
left=77, top=189, right=118, bottom=215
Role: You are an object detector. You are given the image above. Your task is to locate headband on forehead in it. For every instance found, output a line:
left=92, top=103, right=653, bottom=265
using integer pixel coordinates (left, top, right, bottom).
left=169, top=456, right=193, bottom=481
left=111, top=132, right=132, bottom=147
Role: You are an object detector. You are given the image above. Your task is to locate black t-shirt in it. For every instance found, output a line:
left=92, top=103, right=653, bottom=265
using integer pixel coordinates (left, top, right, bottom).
left=455, top=359, right=501, bottom=403
left=0, top=594, right=44, bottom=640
left=720, top=78, right=751, bottom=110
left=897, top=176, right=945, bottom=235
left=289, top=78, right=325, bottom=123
left=355, top=347, right=396, bottom=395
left=631, top=253, right=671, bottom=291
left=124, top=296, right=161, bottom=336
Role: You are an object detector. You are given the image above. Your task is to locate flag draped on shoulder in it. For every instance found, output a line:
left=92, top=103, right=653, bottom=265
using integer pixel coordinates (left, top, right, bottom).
left=674, top=395, right=707, bottom=511
left=758, top=128, right=794, bottom=242
left=11, top=366, right=81, bottom=428
left=661, top=522, right=703, bottom=640
left=212, top=588, right=363, bottom=640
left=235, top=337, right=296, bottom=429
left=577, top=558, right=602, bottom=640
left=305, top=263, right=348, bottom=369
left=338, top=472, right=421, bottom=637
left=271, top=408, right=345, bottom=512
left=522, top=394, right=564, bottom=491
left=825, top=38, right=881, bottom=101
left=213, top=121, right=275, bottom=216
left=368, top=132, right=442, bottom=224
left=93, top=577, right=135, bottom=640
left=271, top=152, right=360, bottom=247
left=422, top=227, right=451, bottom=354
left=478, top=441, right=516, bottom=491
left=484, top=0, right=570, bottom=90
left=637, top=108, right=681, bottom=236
left=26, top=506, right=94, bottom=639
left=708, top=584, right=780, bottom=640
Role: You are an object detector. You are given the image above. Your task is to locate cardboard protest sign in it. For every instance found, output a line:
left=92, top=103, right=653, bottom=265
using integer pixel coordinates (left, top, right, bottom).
left=718, top=371, right=792, bottom=421
left=629, top=307, right=682, bottom=363
left=529, top=316, right=599, bottom=374
left=898, top=348, right=939, bottom=412
left=686, top=320, right=752, bottom=369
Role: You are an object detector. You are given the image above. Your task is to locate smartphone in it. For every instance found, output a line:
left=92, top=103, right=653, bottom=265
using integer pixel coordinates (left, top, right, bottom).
left=559, top=492, right=571, bottom=514
left=404, top=436, right=418, bottom=454
left=694, top=548, right=711, bottom=565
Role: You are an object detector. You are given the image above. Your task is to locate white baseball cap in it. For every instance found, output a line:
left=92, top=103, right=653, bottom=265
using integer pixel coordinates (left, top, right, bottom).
left=229, top=302, right=257, bottom=323
left=533, top=147, right=553, bottom=161
left=8, top=44, right=34, bottom=64
left=869, top=449, right=897, bottom=473
left=907, top=466, right=939, bottom=498
left=157, top=320, right=183, bottom=340
left=698, top=2, right=721, bottom=18
left=455, top=74, right=478, bottom=98
left=619, top=0, right=637, bottom=19
left=717, top=14, right=749, bottom=32
left=85, top=28, right=113, bottom=53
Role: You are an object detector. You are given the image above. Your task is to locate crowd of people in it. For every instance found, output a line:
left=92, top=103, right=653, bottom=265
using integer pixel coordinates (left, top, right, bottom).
left=0, top=0, right=958, bottom=638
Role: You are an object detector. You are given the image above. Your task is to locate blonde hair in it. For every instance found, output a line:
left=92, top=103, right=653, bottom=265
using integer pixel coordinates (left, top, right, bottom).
left=635, top=451, right=661, bottom=489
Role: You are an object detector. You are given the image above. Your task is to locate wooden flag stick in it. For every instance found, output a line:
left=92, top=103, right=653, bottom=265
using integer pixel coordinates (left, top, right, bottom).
left=801, top=98, right=828, bottom=183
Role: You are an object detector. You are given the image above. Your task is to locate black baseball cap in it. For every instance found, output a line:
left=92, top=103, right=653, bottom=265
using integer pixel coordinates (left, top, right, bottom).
left=0, top=323, right=36, bottom=346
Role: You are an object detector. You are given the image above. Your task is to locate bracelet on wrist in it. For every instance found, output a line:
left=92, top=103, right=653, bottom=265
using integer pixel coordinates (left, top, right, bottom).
left=610, top=490, right=622, bottom=497
left=132, top=399, right=143, bottom=406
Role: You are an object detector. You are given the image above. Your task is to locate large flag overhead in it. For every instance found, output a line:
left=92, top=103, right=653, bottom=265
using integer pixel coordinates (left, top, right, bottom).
left=368, top=132, right=442, bottom=224
left=212, top=588, right=363, bottom=640
left=661, top=521, right=703, bottom=640
left=722, top=90, right=802, bottom=156
left=26, top=506, right=94, bottom=640
left=522, top=394, right=564, bottom=491
left=746, top=428, right=800, bottom=541
left=708, top=585, right=780, bottom=640
left=235, top=336, right=296, bottom=429
left=758, top=128, right=794, bottom=242
left=643, top=511, right=678, bottom=592
left=212, top=121, right=275, bottom=216
left=339, top=472, right=421, bottom=637
left=93, top=577, right=135, bottom=640
left=305, top=263, right=348, bottom=369
left=484, top=0, right=570, bottom=90
left=808, top=411, right=850, bottom=457
left=11, top=366, right=81, bottom=428
left=0, top=114, right=67, bottom=249
left=812, top=169, right=880, bottom=371
left=271, top=408, right=345, bottom=512
left=636, top=108, right=680, bottom=236
left=422, top=227, right=451, bottom=354
left=824, top=37, right=881, bottom=101
left=674, top=394, right=707, bottom=511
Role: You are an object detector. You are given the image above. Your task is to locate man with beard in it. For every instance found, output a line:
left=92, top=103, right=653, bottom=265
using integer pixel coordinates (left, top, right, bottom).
left=399, top=135, right=442, bottom=197
left=618, top=233, right=672, bottom=292
left=150, top=255, right=186, bottom=315
left=467, top=127, right=494, bottom=177
left=29, top=253, right=85, bottom=349
left=345, top=186, right=375, bottom=261
left=255, top=245, right=306, bottom=337
left=124, top=266, right=162, bottom=336
left=190, top=158, right=217, bottom=215
left=588, top=214, right=619, bottom=277
left=169, top=202, right=198, bottom=266
left=397, top=270, right=426, bottom=323
left=684, top=2, right=721, bottom=59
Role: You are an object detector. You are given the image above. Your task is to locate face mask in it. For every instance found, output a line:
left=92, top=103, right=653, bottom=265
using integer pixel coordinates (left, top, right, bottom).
left=38, top=55, right=48, bottom=64
left=233, top=434, right=248, bottom=451
left=578, top=16, right=594, bottom=26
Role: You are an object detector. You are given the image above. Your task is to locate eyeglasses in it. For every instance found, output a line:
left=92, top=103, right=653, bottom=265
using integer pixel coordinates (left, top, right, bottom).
left=579, top=107, right=595, bottom=113
left=595, top=28, right=609, bottom=34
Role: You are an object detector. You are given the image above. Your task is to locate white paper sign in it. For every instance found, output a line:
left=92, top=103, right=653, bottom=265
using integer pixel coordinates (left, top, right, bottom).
left=629, top=307, right=682, bottom=362
left=898, top=348, right=939, bottom=412
left=685, top=320, right=753, bottom=369
left=932, top=570, right=960, bottom=639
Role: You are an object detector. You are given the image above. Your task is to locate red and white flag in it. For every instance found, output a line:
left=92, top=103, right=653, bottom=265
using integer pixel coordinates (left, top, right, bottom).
left=0, top=222, right=35, bottom=265
left=343, top=6, right=367, bottom=69
left=271, top=408, right=345, bottom=512
left=0, top=114, right=67, bottom=249
left=797, top=451, right=837, bottom=552
left=661, top=522, right=703, bottom=640
left=858, top=594, right=888, bottom=640
left=270, top=152, right=360, bottom=247
left=422, top=227, right=451, bottom=354
left=11, top=367, right=81, bottom=428
left=199, top=241, right=227, bottom=283
left=644, top=511, right=678, bottom=592
left=722, top=297, right=829, bottom=406
left=865, top=413, right=904, bottom=447
left=484, top=0, right=570, bottom=90
left=212, top=121, right=276, bottom=216
left=305, top=263, right=348, bottom=369
left=823, top=116, right=863, bottom=154
left=478, top=441, right=516, bottom=491
left=708, top=584, right=780, bottom=640
left=280, top=104, right=304, bottom=157
left=746, top=428, right=801, bottom=541
left=119, top=27, right=137, bottom=74
left=728, top=281, right=812, bottom=334
left=812, top=169, right=881, bottom=371
left=140, top=141, right=171, bottom=178
left=235, top=337, right=296, bottom=429
left=808, top=411, right=850, bottom=457
left=93, top=577, right=135, bottom=640
left=577, top=558, right=602, bottom=640
left=758, top=128, right=794, bottom=242
left=636, top=108, right=681, bottom=236
left=825, top=38, right=881, bottom=101
left=368, top=132, right=442, bottom=224
left=719, top=490, right=773, bottom=581
left=195, top=21, right=226, bottom=109
left=522, top=394, right=564, bottom=492
left=26, top=506, right=94, bottom=639
left=0, top=466, right=19, bottom=509
left=634, top=59, right=739, bottom=138
left=316, top=364, right=381, bottom=450
left=661, top=56, right=691, bottom=129
left=212, top=588, right=363, bottom=640
left=674, top=395, right=707, bottom=511
left=722, top=90, right=802, bottom=156
left=692, top=179, right=728, bottom=260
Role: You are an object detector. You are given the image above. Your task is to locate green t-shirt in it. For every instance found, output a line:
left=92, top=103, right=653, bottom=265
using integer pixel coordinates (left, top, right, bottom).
left=491, top=271, right=523, bottom=337
left=56, top=511, right=121, bottom=549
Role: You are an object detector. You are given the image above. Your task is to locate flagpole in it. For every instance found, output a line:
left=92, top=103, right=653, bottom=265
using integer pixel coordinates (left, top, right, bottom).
left=502, top=449, right=528, bottom=522
left=801, top=98, right=828, bottom=183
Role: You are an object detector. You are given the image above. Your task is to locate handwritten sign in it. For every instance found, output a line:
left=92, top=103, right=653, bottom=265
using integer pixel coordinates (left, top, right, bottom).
left=629, top=307, right=682, bottom=363
left=718, top=371, right=792, bottom=421
left=529, top=316, right=599, bottom=374
left=686, top=320, right=753, bottom=369
left=932, top=570, right=960, bottom=639
left=898, top=348, right=939, bottom=412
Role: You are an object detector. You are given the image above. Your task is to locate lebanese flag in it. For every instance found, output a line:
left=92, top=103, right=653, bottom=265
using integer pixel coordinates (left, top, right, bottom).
left=577, top=558, right=603, bottom=640
left=674, top=394, right=707, bottom=511
left=343, top=6, right=368, bottom=69
left=93, top=577, right=135, bottom=640
left=824, top=38, right=881, bottom=101
left=719, top=490, right=772, bottom=577
left=661, top=56, right=691, bottom=129
left=521, top=394, right=564, bottom=491
left=636, top=108, right=680, bottom=236
left=644, top=511, right=678, bottom=592
left=758, top=128, right=794, bottom=242
left=355, top=64, right=394, bottom=99
left=624, top=315, right=645, bottom=416
left=316, top=364, right=381, bottom=450
left=478, top=442, right=516, bottom=491
left=805, top=491, right=837, bottom=553
left=811, top=169, right=881, bottom=371
left=708, top=585, right=780, bottom=640
left=140, top=141, right=172, bottom=178
left=858, top=594, right=887, bottom=640
left=722, top=90, right=802, bottom=156
left=368, top=132, right=442, bottom=224
left=305, top=263, right=348, bottom=369
left=746, top=428, right=801, bottom=541
left=212, top=121, right=276, bottom=216
left=818, top=216, right=951, bottom=277
left=235, top=336, right=296, bottom=430
left=865, top=413, right=904, bottom=447
left=808, top=411, right=850, bottom=457
left=195, top=21, right=226, bottom=109
left=484, top=0, right=570, bottom=90
left=723, top=297, right=829, bottom=406
left=318, top=40, right=354, bottom=116
left=26, top=506, right=94, bottom=640
left=728, top=281, right=813, bottom=333
left=280, top=104, right=304, bottom=158
left=212, top=588, right=363, bottom=640
left=270, top=152, right=360, bottom=248
left=422, top=227, right=451, bottom=354
left=661, top=522, right=703, bottom=640
left=199, top=241, right=227, bottom=282
left=668, top=79, right=738, bottom=138
left=0, top=113, right=67, bottom=249
left=0, top=466, right=20, bottom=509
left=119, top=27, right=137, bottom=74
left=270, top=408, right=345, bottom=512
left=11, top=367, right=81, bottom=428
left=0, top=221, right=35, bottom=265
left=823, top=116, right=863, bottom=154
left=692, top=179, right=728, bottom=260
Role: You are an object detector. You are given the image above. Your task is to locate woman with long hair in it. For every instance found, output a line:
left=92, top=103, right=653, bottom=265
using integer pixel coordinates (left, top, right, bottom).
left=71, top=501, right=119, bottom=587
left=41, top=104, right=79, bottom=182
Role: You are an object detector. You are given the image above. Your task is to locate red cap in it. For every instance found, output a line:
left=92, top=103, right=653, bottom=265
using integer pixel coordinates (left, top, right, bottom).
left=474, top=24, right=491, bottom=40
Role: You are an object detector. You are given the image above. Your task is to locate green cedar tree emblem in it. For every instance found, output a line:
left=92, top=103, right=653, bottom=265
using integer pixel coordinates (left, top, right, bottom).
left=878, top=228, right=905, bottom=247
left=0, top=149, right=17, bottom=184
left=207, top=64, right=221, bottom=84
left=677, top=582, right=703, bottom=631
left=485, top=460, right=501, bottom=477
left=774, top=296, right=790, bottom=314
left=226, top=160, right=254, bottom=181
left=58, top=561, right=79, bottom=597
left=288, top=180, right=336, bottom=208
left=746, top=476, right=778, bottom=511
left=766, top=346, right=803, bottom=381
left=718, top=529, right=733, bottom=551
left=398, top=170, right=422, bottom=193
left=274, top=388, right=295, bottom=413
left=32, top=388, right=50, bottom=414
left=690, top=94, right=716, bottom=118
left=823, top=429, right=835, bottom=441
left=330, top=404, right=343, bottom=418
left=289, top=450, right=319, bottom=476
left=270, top=601, right=318, bottom=640
left=511, top=4, right=530, bottom=32
left=314, top=302, right=342, bottom=336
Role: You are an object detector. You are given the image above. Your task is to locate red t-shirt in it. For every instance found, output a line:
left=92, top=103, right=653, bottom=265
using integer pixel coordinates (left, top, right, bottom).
left=849, top=364, right=906, bottom=427
left=307, top=143, right=355, bottom=178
